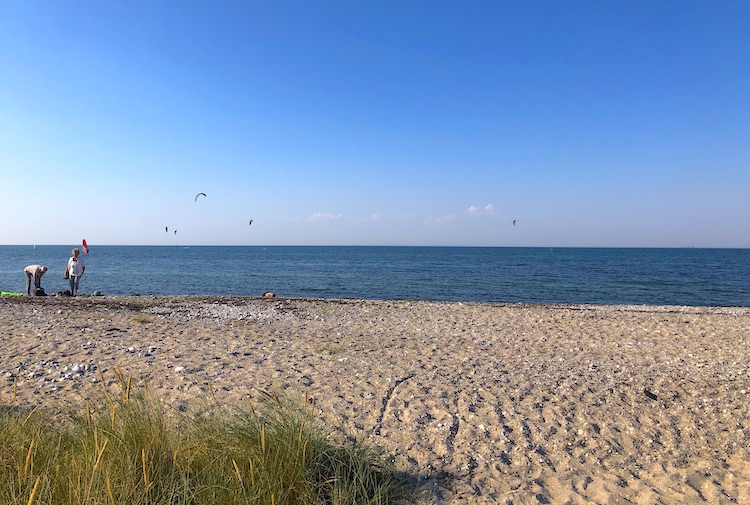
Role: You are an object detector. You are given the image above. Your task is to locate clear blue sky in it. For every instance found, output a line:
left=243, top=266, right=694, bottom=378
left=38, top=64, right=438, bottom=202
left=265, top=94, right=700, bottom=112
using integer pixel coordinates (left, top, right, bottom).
left=2, top=1, right=748, bottom=247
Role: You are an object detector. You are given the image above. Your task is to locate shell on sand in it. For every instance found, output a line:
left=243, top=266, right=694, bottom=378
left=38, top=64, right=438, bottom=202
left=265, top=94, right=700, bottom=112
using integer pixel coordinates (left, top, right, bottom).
left=2, top=296, right=750, bottom=504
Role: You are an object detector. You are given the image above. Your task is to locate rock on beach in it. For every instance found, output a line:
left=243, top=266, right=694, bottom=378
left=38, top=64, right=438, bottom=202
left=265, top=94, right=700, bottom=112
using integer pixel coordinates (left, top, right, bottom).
left=1, top=295, right=750, bottom=504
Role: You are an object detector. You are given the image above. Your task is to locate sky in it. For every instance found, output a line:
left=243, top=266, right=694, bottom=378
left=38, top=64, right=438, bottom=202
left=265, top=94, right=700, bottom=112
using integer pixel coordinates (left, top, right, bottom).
left=1, top=1, right=748, bottom=247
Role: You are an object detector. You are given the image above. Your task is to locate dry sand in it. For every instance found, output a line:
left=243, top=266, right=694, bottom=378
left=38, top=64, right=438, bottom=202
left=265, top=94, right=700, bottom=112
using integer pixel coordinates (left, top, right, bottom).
left=1, top=295, right=749, bottom=504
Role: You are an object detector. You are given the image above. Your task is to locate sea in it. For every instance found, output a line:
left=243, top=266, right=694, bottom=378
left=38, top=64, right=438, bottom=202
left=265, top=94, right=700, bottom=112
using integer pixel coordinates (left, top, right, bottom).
left=2, top=245, right=749, bottom=307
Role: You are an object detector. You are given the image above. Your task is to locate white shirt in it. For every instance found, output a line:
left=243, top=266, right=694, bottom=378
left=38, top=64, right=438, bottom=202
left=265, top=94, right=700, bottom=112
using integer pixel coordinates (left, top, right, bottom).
left=24, top=265, right=45, bottom=276
left=68, top=257, right=85, bottom=277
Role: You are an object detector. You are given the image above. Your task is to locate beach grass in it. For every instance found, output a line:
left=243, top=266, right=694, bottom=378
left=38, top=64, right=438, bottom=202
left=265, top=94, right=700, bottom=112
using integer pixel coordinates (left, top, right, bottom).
left=0, top=374, right=413, bottom=505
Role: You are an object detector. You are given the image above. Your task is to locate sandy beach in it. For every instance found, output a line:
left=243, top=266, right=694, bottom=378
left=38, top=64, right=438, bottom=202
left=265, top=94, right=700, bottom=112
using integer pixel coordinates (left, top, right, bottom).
left=1, top=295, right=749, bottom=504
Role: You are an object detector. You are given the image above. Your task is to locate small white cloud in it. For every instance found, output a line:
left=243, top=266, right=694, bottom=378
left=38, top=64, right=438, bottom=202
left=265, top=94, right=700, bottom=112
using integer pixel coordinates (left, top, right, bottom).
left=427, top=214, right=457, bottom=223
left=371, top=213, right=382, bottom=221
left=308, top=212, right=343, bottom=222
left=468, top=203, right=495, bottom=216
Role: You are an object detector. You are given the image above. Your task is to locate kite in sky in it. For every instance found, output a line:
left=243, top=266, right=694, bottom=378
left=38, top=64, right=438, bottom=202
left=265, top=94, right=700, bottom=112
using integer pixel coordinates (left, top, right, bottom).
left=165, top=226, right=168, bottom=233
left=195, top=192, right=206, bottom=202
left=249, top=219, right=253, bottom=226
left=82, top=239, right=89, bottom=255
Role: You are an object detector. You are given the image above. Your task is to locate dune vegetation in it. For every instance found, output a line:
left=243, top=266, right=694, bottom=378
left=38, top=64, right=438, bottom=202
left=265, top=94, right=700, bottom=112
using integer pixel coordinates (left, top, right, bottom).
left=0, top=371, right=413, bottom=505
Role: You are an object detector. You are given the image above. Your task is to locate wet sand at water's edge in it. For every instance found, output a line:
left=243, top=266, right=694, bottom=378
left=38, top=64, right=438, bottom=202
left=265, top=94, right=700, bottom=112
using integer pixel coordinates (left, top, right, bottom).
left=2, top=296, right=749, bottom=504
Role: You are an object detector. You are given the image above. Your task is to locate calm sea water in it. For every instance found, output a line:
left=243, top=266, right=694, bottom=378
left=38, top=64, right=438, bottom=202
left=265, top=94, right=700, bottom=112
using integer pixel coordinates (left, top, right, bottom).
left=1, top=246, right=749, bottom=306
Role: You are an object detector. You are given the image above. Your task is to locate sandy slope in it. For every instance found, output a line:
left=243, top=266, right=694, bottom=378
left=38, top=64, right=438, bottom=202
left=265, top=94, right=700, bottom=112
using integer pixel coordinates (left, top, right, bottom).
left=2, top=295, right=749, bottom=504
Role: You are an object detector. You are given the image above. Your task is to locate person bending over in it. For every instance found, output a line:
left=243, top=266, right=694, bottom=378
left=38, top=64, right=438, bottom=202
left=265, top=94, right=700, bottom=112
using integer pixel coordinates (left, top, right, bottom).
left=24, top=264, right=48, bottom=295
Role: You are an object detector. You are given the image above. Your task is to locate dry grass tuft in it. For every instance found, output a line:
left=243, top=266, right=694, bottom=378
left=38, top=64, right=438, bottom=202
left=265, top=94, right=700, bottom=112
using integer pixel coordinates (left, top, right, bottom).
left=0, top=375, right=414, bottom=504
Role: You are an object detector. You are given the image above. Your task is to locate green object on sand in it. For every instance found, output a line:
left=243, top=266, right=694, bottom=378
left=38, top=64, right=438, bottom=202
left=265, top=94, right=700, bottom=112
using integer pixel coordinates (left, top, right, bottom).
left=1, top=291, right=23, bottom=296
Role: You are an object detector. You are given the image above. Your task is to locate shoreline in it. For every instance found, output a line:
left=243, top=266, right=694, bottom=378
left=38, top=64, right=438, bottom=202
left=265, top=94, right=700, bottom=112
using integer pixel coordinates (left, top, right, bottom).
left=7, top=291, right=750, bottom=309
left=2, top=295, right=749, bottom=503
